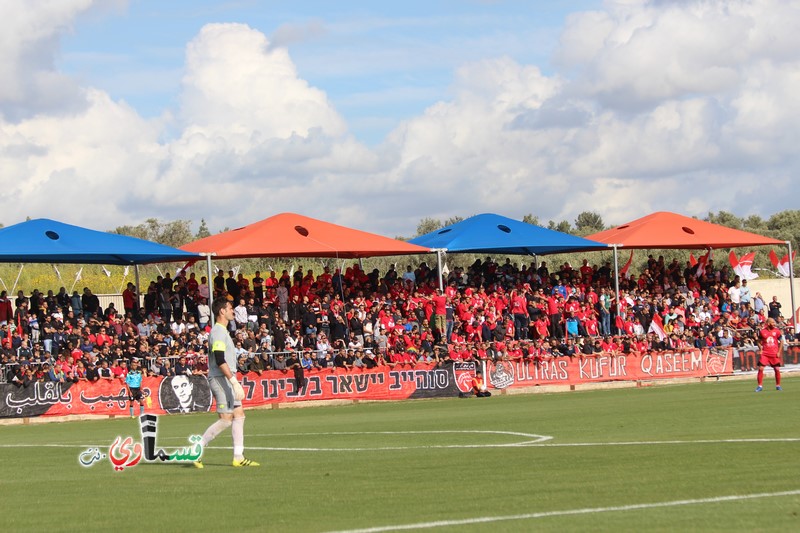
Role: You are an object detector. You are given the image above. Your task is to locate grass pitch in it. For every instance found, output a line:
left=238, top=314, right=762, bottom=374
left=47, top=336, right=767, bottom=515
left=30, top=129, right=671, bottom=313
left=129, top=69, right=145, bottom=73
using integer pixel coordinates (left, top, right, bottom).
left=1, top=377, right=798, bottom=532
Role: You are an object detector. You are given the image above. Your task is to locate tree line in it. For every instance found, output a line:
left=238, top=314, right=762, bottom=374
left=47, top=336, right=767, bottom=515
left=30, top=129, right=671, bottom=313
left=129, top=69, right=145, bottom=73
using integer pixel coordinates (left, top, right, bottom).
left=2, top=210, right=797, bottom=296
left=412, top=210, right=800, bottom=244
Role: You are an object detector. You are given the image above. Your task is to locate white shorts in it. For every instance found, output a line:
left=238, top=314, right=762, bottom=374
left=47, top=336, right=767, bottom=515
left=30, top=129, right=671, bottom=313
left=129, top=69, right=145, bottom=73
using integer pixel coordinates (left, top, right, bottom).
left=208, top=376, right=241, bottom=414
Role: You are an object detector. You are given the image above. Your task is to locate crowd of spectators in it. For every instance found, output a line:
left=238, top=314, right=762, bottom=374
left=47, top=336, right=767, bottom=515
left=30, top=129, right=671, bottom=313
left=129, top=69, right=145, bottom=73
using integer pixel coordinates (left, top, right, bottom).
left=1, top=254, right=796, bottom=389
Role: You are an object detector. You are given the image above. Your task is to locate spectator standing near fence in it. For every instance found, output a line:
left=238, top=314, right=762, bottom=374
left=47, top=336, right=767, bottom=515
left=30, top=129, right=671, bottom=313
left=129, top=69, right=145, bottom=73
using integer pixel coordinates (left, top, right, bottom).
left=756, top=317, right=783, bottom=392
left=81, top=288, right=100, bottom=320
left=739, top=280, right=751, bottom=310
left=431, top=289, right=447, bottom=345
left=122, top=283, right=138, bottom=317
left=197, top=298, right=210, bottom=330
left=0, top=291, right=13, bottom=326
left=286, top=350, right=306, bottom=394
left=768, top=296, right=782, bottom=320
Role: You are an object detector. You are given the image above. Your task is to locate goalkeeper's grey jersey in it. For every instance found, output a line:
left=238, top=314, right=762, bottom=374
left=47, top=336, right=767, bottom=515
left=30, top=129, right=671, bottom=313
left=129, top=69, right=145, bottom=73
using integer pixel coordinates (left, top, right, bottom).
left=208, top=323, right=237, bottom=378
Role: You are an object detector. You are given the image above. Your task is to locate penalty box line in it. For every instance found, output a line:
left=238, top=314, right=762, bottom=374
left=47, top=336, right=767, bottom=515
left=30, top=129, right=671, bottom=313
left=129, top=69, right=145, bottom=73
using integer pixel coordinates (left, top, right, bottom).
left=327, top=489, right=800, bottom=533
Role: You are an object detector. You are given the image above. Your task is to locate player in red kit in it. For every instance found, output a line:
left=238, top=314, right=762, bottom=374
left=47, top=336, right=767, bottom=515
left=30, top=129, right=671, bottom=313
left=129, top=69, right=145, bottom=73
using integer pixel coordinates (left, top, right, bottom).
left=756, top=318, right=783, bottom=392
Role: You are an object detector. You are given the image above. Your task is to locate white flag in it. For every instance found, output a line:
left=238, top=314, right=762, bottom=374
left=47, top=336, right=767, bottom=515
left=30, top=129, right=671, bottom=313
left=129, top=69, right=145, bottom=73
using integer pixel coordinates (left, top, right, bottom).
left=729, top=251, right=759, bottom=281
left=102, top=266, right=112, bottom=277
left=75, top=267, right=83, bottom=281
left=52, top=264, right=62, bottom=281
left=648, top=313, right=667, bottom=341
left=769, top=250, right=796, bottom=278
left=123, top=265, right=130, bottom=277
left=232, top=265, right=241, bottom=277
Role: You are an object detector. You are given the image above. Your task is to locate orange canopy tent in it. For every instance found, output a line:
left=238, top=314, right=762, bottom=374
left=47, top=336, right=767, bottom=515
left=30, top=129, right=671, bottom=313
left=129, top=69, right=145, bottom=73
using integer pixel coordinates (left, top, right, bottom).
left=586, top=211, right=785, bottom=249
left=182, top=212, right=430, bottom=259
left=587, top=211, right=795, bottom=332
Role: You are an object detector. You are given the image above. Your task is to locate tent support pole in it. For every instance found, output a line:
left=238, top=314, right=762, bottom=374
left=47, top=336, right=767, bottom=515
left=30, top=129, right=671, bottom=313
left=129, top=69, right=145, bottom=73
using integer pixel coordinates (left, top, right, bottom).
left=134, top=265, right=140, bottom=311
left=612, top=244, right=620, bottom=335
left=436, top=250, right=444, bottom=292
left=204, top=254, right=214, bottom=310
left=788, top=241, right=797, bottom=333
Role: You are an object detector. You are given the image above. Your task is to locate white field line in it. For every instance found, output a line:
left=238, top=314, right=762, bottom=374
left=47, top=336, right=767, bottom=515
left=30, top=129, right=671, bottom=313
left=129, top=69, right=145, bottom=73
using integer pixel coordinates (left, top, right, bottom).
left=528, top=437, right=800, bottom=447
left=3, top=433, right=800, bottom=452
left=207, top=433, right=800, bottom=452
left=325, top=490, right=800, bottom=533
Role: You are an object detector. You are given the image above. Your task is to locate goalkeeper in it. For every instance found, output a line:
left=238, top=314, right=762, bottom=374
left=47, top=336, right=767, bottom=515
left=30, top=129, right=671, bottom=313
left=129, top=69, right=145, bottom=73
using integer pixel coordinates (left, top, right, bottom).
left=195, top=298, right=259, bottom=468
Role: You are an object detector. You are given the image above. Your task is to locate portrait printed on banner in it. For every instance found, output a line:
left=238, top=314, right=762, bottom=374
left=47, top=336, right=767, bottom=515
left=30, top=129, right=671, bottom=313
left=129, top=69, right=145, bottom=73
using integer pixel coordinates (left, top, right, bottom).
left=158, top=375, right=212, bottom=414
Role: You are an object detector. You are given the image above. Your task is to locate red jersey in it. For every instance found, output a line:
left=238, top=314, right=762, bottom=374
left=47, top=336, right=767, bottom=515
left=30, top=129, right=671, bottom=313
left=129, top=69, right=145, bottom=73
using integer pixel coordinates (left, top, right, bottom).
left=511, top=295, right=526, bottom=314
left=546, top=296, right=559, bottom=315
left=432, top=295, right=447, bottom=315
left=585, top=291, right=599, bottom=306
left=534, top=317, right=549, bottom=338
left=759, top=327, right=782, bottom=357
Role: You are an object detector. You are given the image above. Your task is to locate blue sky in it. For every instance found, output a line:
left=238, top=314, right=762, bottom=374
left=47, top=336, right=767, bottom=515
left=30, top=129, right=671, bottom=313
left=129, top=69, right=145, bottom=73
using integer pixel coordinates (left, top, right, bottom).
left=59, top=0, right=601, bottom=144
left=1, top=0, right=799, bottom=237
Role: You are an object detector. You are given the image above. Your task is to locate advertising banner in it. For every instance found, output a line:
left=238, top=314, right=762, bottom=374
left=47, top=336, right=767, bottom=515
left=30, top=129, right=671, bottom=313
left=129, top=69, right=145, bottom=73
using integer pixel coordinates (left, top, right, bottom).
left=486, top=348, right=733, bottom=390
left=1, top=349, right=735, bottom=419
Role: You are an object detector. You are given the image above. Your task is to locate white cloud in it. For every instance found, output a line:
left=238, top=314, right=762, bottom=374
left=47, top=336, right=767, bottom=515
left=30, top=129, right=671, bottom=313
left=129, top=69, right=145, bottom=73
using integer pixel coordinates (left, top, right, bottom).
left=1, top=0, right=800, bottom=241
left=0, top=0, right=96, bottom=120
left=373, top=0, right=800, bottom=228
left=179, top=23, right=346, bottom=140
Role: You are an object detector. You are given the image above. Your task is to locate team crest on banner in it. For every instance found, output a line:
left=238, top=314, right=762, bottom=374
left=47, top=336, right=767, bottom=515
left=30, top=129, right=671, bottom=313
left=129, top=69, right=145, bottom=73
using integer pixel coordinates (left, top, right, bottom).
left=489, top=360, right=515, bottom=389
left=706, top=348, right=729, bottom=375
left=453, top=362, right=476, bottom=393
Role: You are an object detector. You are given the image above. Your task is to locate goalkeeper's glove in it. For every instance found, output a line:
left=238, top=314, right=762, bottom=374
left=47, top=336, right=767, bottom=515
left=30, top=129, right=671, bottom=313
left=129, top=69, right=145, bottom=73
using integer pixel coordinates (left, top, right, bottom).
left=229, top=377, right=245, bottom=401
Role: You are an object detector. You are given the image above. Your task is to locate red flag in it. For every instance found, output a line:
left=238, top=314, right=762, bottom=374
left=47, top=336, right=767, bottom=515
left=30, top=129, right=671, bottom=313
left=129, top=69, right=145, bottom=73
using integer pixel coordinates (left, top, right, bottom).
left=176, top=259, right=198, bottom=276
left=648, top=313, right=667, bottom=341
left=620, top=250, right=634, bottom=279
left=730, top=251, right=758, bottom=281
left=769, top=249, right=779, bottom=268
left=770, top=249, right=796, bottom=278
left=695, top=250, right=711, bottom=278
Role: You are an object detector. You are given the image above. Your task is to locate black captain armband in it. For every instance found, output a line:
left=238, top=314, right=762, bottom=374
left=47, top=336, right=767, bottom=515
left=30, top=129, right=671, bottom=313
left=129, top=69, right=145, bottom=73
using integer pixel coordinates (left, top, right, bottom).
left=213, top=350, right=226, bottom=366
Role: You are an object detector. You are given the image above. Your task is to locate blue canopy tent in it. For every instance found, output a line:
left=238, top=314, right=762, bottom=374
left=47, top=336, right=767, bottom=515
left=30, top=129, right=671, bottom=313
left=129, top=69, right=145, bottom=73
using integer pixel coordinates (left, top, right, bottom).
left=0, top=219, right=200, bottom=264
left=0, top=218, right=201, bottom=298
left=409, top=213, right=609, bottom=290
left=409, top=213, right=608, bottom=254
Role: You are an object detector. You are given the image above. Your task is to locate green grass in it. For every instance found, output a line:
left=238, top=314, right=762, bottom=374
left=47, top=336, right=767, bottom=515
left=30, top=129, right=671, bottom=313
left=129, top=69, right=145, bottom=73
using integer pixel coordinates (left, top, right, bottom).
left=1, top=377, right=798, bottom=532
